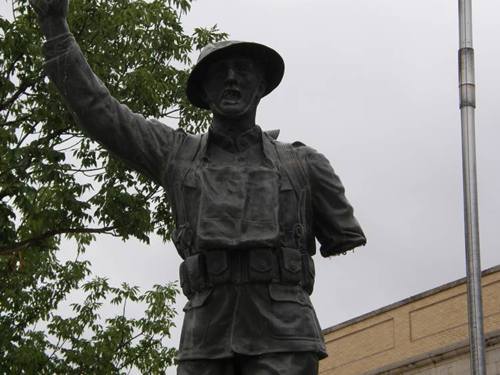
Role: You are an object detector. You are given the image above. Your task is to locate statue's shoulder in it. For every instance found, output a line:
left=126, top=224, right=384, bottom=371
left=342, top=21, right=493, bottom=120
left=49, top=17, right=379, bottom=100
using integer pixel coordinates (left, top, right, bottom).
left=291, top=140, right=307, bottom=148
left=291, top=142, right=320, bottom=167
left=178, top=129, right=206, bottom=141
left=289, top=140, right=311, bottom=157
left=172, top=130, right=208, bottom=162
left=263, top=129, right=316, bottom=158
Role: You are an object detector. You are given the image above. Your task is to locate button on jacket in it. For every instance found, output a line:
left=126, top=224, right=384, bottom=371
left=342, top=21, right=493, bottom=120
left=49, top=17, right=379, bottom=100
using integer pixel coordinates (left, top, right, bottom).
left=43, top=33, right=367, bottom=361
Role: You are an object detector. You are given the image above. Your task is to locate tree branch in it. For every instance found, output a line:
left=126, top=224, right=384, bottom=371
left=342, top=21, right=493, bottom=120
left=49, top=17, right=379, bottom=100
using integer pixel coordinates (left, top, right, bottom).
left=161, top=107, right=180, bottom=117
left=1, top=114, right=32, bottom=128
left=0, top=226, right=116, bottom=255
left=15, top=122, right=38, bottom=148
left=68, top=167, right=105, bottom=173
left=0, top=79, right=36, bottom=112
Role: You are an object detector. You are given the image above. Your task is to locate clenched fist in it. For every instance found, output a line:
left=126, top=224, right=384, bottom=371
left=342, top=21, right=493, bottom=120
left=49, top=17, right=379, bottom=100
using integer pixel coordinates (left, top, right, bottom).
left=29, top=0, right=70, bottom=38
left=29, top=0, right=69, bottom=20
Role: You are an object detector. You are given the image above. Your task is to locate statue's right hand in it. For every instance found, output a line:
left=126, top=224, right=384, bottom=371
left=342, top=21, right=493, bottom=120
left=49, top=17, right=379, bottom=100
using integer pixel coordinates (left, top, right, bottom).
left=30, top=0, right=70, bottom=38
left=29, top=0, right=69, bottom=22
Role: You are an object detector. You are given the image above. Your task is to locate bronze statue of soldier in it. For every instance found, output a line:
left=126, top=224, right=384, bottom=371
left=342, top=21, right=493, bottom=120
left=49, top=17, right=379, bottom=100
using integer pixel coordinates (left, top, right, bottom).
left=30, top=0, right=366, bottom=373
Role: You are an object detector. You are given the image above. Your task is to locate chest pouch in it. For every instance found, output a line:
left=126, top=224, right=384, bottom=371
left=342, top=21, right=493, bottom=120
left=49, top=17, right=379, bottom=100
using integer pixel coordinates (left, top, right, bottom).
left=196, top=164, right=280, bottom=249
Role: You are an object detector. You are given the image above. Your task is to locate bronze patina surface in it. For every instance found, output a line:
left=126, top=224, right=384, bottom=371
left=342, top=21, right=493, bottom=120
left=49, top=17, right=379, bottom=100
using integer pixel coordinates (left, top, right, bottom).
left=30, top=1, right=366, bottom=373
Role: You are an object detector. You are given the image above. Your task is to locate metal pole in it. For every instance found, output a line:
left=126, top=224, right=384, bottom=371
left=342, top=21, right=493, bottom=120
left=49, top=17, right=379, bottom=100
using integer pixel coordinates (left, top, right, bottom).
left=458, top=0, right=486, bottom=373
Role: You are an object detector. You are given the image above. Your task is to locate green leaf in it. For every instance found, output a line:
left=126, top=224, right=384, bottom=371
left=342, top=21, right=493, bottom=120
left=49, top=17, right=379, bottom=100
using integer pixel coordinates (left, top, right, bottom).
left=1, top=0, right=226, bottom=372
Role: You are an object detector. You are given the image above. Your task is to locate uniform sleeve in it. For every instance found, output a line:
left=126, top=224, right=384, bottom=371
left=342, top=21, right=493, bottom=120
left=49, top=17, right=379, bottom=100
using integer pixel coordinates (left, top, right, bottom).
left=306, top=148, right=366, bottom=257
left=43, top=33, right=185, bottom=185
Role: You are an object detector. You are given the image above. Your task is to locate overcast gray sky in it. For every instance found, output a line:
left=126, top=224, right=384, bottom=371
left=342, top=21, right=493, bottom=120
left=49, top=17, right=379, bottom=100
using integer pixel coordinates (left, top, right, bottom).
left=2, top=0, right=500, bottom=373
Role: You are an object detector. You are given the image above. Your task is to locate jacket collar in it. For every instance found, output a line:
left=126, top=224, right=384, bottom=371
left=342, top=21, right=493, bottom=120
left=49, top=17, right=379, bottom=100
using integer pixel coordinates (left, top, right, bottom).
left=198, top=125, right=276, bottom=166
left=208, top=125, right=260, bottom=153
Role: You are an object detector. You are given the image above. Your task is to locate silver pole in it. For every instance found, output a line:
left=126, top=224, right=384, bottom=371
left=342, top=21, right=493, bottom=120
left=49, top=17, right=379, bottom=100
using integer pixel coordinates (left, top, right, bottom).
left=458, top=0, right=486, bottom=373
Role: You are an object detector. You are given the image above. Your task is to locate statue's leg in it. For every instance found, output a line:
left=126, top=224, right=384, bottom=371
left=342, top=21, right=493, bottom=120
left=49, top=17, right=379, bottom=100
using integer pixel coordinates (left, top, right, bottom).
left=239, top=352, right=319, bottom=375
left=177, top=358, right=234, bottom=375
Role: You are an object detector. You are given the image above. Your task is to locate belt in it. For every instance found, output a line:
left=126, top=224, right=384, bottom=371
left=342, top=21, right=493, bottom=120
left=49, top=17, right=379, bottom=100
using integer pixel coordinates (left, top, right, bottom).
left=179, top=247, right=315, bottom=298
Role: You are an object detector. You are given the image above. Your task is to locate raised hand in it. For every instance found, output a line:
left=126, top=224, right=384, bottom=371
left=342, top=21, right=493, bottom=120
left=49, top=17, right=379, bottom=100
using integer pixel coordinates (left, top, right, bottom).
left=29, top=0, right=68, bottom=20
left=29, top=0, right=70, bottom=38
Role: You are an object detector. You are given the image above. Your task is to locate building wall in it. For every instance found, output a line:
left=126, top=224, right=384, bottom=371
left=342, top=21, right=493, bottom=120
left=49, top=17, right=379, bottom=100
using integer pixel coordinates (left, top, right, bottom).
left=319, top=266, right=500, bottom=375
left=402, top=344, right=500, bottom=375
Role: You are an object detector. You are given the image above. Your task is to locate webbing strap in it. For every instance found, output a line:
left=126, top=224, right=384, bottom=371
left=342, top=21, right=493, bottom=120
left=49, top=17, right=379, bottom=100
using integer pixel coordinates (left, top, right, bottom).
left=273, top=141, right=308, bottom=195
left=172, top=133, right=205, bottom=228
left=272, top=140, right=310, bottom=250
left=180, top=133, right=206, bottom=162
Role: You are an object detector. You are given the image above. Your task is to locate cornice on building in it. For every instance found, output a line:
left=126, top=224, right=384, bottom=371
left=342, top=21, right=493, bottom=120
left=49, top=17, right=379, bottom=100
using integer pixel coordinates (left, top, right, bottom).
left=322, top=264, right=500, bottom=336
left=363, top=329, right=500, bottom=375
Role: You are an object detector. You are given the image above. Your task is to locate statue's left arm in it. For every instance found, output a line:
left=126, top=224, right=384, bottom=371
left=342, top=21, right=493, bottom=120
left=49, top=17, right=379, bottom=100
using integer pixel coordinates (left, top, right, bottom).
left=305, top=148, right=367, bottom=257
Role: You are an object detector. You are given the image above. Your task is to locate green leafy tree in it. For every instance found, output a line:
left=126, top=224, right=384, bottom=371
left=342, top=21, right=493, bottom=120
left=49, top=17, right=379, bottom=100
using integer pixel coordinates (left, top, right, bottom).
left=0, top=0, right=226, bottom=372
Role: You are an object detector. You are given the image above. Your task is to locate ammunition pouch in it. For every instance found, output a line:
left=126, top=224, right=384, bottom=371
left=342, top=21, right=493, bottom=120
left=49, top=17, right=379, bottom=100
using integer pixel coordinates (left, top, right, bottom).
left=248, top=249, right=276, bottom=282
left=172, top=223, right=194, bottom=259
left=205, top=250, right=231, bottom=285
left=179, top=253, right=206, bottom=298
left=280, top=247, right=303, bottom=284
left=301, top=253, right=315, bottom=295
left=179, top=247, right=316, bottom=298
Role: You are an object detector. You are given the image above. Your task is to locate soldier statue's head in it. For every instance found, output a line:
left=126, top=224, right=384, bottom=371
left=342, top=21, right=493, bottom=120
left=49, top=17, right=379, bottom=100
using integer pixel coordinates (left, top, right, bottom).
left=186, top=41, right=284, bottom=121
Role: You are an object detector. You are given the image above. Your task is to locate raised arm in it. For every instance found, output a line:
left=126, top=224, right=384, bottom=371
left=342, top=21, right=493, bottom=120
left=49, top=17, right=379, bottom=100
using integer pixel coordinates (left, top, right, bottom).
left=29, top=0, right=185, bottom=185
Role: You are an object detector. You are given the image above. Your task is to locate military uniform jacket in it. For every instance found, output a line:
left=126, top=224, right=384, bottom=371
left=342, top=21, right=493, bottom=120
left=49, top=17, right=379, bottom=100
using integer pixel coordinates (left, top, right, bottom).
left=43, top=34, right=367, bottom=360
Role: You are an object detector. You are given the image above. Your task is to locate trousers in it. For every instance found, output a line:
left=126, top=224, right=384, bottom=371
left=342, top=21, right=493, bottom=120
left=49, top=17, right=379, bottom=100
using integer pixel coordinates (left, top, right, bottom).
left=177, top=352, right=319, bottom=375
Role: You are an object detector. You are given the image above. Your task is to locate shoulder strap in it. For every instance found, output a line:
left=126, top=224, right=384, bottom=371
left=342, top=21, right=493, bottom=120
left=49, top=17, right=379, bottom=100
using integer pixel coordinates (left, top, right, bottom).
left=175, top=132, right=206, bottom=162
left=275, top=140, right=310, bottom=245
left=273, top=140, right=312, bottom=250
left=274, top=141, right=309, bottom=195
left=170, top=132, right=206, bottom=230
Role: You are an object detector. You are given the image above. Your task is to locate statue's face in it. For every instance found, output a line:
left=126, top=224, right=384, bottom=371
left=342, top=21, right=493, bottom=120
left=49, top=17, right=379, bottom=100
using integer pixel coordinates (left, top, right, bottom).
left=202, top=56, right=266, bottom=119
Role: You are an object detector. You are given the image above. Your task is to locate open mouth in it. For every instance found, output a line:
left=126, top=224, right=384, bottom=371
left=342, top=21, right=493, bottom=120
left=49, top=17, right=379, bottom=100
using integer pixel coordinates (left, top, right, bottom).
left=222, top=89, right=241, bottom=101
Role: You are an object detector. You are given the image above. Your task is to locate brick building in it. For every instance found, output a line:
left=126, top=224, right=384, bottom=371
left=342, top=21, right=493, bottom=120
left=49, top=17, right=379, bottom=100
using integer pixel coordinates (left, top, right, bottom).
left=320, top=265, right=500, bottom=374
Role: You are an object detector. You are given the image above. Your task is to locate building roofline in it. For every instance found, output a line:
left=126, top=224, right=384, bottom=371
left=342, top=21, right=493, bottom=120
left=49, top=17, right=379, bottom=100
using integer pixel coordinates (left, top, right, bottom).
left=322, top=264, right=500, bottom=336
left=362, top=329, right=500, bottom=375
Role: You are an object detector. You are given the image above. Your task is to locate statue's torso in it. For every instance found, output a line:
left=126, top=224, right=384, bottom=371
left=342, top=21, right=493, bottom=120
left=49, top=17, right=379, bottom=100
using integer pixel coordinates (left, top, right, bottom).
left=188, top=140, right=280, bottom=251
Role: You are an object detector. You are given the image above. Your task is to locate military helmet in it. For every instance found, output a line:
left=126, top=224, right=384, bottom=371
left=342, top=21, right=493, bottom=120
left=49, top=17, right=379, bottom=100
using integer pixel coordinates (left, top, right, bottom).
left=186, top=40, right=285, bottom=109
